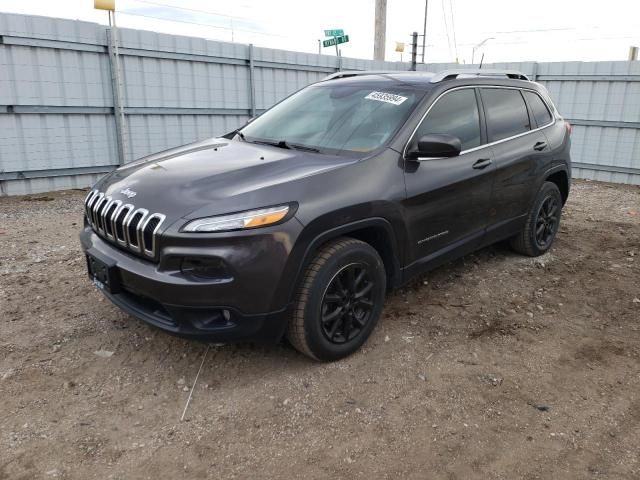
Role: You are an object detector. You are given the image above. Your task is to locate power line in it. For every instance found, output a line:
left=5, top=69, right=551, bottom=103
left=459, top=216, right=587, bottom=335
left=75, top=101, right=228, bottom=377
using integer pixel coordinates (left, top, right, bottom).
left=119, top=10, right=287, bottom=38
left=130, top=0, right=248, bottom=21
left=455, top=34, right=640, bottom=48
left=448, top=0, right=458, bottom=61
left=440, top=0, right=452, bottom=58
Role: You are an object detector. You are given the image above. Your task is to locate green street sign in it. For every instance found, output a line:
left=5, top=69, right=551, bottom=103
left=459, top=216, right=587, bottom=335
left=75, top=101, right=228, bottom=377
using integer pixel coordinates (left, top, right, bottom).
left=324, top=29, right=344, bottom=37
left=323, top=35, right=349, bottom=48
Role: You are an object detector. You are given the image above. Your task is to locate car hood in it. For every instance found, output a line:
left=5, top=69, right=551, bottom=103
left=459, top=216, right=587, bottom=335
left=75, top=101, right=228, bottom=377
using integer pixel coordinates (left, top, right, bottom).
left=95, top=137, right=359, bottom=222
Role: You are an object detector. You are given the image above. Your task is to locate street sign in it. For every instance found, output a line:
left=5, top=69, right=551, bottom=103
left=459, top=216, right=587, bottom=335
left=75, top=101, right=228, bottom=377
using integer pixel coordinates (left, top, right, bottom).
left=322, top=35, right=349, bottom=48
left=324, top=29, right=344, bottom=37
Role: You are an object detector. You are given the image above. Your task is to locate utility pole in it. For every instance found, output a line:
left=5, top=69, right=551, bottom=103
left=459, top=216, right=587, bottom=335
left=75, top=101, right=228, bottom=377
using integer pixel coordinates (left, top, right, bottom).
left=421, top=0, right=428, bottom=63
left=374, top=0, right=387, bottom=61
left=410, top=32, right=418, bottom=71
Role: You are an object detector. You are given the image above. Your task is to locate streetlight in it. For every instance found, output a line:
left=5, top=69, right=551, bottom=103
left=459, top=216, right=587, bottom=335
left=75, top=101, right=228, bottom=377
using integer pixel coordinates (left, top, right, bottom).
left=472, top=37, right=495, bottom=64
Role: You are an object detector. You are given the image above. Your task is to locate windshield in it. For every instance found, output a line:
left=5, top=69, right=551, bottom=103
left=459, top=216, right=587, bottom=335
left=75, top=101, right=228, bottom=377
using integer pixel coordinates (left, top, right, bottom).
left=239, top=82, right=423, bottom=154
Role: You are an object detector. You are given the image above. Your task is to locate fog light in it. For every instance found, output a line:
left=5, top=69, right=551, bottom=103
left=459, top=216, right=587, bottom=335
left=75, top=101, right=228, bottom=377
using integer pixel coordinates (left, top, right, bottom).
left=181, top=257, right=230, bottom=280
left=189, top=309, right=231, bottom=330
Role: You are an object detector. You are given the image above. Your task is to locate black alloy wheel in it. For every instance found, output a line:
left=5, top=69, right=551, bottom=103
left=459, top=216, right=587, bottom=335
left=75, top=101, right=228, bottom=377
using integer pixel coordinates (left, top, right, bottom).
left=510, top=181, right=563, bottom=257
left=535, top=195, right=559, bottom=249
left=287, top=237, right=386, bottom=361
left=320, top=263, right=375, bottom=344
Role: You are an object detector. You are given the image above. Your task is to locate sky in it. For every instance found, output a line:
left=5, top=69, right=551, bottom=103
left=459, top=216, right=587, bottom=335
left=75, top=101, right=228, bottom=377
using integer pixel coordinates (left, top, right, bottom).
left=0, top=0, right=639, bottom=64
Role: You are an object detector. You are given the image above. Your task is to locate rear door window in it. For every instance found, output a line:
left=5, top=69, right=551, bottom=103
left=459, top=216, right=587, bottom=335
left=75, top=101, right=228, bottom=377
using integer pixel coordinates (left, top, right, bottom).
left=413, top=88, right=481, bottom=151
left=480, top=88, right=531, bottom=142
left=523, top=90, right=553, bottom=127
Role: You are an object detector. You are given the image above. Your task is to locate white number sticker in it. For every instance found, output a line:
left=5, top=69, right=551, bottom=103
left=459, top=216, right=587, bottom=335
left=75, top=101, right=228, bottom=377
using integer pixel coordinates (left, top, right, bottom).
left=365, top=91, right=408, bottom=105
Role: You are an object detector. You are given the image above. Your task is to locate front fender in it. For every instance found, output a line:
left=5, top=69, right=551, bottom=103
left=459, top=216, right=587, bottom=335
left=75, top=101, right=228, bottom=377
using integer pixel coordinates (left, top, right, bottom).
left=268, top=211, right=406, bottom=313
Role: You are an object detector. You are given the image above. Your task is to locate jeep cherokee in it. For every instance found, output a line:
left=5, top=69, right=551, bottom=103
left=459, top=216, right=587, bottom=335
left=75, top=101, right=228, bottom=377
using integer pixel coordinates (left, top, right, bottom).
left=80, top=69, right=571, bottom=361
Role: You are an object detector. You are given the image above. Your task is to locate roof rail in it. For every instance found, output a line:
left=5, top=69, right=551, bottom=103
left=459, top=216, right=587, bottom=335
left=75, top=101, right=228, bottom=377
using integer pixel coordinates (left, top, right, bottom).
left=430, top=69, right=530, bottom=83
left=323, top=70, right=403, bottom=81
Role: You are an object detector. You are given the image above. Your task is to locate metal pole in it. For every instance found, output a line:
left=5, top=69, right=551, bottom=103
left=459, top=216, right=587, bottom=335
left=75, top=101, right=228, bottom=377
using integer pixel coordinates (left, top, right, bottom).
left=334, top=36, right=339, bottom=56
left=248, top=44, right=256, bottom=118
left=421, top=0, right=428, bottom=63
left=318, top=39, right=321, bottom=55
left=629, top=46, right=639, bottom=61
left=373, top=0, right=387, bottom=61
left=107, top=11, right=128, bottom=165
left=410, top=32, right=418, bottom=71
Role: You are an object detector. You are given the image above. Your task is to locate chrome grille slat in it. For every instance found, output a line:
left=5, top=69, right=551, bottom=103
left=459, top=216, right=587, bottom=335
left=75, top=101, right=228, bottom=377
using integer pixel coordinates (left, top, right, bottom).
left=84, top=191, right=165, bottom=259
left=104, top=200, right=121, bottom=239
left=114, top=204, right=134, bottom=245
left=84, top=190, right=97, bottom=222
left=125, top=208, right=148, bottom=251
left=141, top=213, right=166, bottom=256
left=91, top=193, right=105, bottom=227
left=86, top=190, right=100, bottom=227
left=97, top=197, right=113, bottom=234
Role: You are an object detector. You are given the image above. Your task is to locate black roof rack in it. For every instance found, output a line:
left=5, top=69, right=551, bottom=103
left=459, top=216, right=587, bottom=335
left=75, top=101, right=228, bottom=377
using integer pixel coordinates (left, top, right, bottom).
left=429, top=69, right=530, bottom=83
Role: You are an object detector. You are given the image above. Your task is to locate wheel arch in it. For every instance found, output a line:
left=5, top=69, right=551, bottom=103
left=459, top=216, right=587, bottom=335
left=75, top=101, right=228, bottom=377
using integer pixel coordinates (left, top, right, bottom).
left=299, top=217, right=402, bottom=290
left=272, top=217, right=403, bottom=313
left=545, top=167, right=570, bottom=205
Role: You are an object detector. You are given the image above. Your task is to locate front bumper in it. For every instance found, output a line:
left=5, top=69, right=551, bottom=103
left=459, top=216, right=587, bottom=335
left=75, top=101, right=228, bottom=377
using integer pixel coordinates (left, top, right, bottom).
left=101, top=287, right=289, bottom=343
left=79, top=221, right=302, bottom=343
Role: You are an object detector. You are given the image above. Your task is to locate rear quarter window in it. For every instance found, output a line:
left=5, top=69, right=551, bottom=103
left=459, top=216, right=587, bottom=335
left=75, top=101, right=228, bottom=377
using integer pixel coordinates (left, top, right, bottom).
left=480, top=88, right=531, bottom=142
left=523, top=90, right=553, bottom=127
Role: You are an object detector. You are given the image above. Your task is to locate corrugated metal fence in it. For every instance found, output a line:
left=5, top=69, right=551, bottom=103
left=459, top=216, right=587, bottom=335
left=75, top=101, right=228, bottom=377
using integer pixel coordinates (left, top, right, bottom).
left=1, top=12, right=639, bottom=195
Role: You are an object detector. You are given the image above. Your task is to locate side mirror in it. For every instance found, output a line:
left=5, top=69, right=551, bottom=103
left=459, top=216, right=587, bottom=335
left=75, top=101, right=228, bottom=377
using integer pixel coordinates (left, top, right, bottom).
left=408, top=134, right=462, bottom=159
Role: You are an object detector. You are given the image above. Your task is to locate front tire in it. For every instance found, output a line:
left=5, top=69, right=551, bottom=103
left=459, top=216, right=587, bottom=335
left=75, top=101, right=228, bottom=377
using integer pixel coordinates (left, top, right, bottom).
left=510, top=181, right=563, bottom=257
left=287, top=237, right=386, bottom=361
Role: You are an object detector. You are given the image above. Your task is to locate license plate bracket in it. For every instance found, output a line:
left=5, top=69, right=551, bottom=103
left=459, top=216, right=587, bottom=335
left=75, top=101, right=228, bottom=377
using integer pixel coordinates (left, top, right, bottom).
left=86, top=252, right=121, bottom=294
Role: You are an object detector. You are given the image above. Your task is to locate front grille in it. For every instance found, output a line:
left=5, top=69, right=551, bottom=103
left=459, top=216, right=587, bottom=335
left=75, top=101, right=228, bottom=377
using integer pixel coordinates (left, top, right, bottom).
left=84, top=190, right=166, bottom=259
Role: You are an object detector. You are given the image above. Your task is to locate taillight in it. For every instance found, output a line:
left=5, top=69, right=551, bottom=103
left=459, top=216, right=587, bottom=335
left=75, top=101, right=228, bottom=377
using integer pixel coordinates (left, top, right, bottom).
left=565, top=122, right=572, bottom=135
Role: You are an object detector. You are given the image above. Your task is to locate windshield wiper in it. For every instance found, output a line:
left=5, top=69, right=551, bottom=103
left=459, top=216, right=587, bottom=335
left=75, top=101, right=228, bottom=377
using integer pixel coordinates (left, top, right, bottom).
left=252, top=139, right=322, bottom=153
left=288, top=143, right=321, bottom=153
left=221, top=128, right=246, bottom=140
left=252, top=139, right=292, bottom=150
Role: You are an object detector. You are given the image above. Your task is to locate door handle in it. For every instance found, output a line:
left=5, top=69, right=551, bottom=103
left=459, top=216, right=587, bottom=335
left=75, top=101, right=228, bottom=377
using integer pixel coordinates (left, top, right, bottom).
left=472, top=158, right=492, bottom=169
left=534, top=141, right=548, bottom=151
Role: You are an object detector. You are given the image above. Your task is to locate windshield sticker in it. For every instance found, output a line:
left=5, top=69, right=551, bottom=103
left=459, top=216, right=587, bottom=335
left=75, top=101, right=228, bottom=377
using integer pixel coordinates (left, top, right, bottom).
left=365, top=91, right=408, bottom=105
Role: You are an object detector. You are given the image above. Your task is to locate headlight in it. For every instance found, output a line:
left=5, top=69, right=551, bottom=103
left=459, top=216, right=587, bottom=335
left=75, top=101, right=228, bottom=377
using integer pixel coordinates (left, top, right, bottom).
left=182, top=205, right=290, bottom=233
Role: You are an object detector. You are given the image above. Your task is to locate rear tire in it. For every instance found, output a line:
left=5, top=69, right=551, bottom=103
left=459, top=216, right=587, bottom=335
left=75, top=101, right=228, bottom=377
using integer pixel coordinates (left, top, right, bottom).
left=287, top=237, right=386, bottom=361
left=510, top=181, right=562, bottom=257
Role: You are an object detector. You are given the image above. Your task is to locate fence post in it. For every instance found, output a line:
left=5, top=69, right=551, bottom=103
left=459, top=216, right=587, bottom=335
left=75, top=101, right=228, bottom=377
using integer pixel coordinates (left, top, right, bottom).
left=530, top=61, right=538, bottom=81
left=248, top=44, right=256, bottom=118
left=106, top=27, right=128, bottom=165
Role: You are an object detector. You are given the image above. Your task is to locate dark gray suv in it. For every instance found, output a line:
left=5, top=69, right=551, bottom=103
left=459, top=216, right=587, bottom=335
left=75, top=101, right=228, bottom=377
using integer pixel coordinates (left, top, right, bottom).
left=80, top=69, right=571, bottom=361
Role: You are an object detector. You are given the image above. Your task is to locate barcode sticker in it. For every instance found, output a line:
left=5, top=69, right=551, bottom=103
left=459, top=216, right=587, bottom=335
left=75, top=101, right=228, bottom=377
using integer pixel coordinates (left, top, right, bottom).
left=365, top=91, right=408, bottom=105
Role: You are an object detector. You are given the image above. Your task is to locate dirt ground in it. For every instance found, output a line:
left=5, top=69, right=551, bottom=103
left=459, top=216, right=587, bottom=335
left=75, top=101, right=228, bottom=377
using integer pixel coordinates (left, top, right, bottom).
left=1, top=179, right=639, bottom=480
